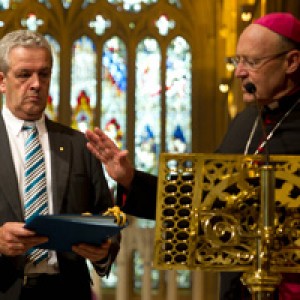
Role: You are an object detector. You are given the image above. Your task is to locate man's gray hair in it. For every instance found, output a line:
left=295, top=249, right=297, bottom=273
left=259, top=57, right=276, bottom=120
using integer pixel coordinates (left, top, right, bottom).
left=0, top=29, right=53, bottom=73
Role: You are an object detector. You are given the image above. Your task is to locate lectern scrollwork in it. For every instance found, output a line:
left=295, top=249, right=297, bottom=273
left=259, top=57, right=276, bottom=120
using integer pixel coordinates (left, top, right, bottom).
left=153, top=154, right=300, bottom=299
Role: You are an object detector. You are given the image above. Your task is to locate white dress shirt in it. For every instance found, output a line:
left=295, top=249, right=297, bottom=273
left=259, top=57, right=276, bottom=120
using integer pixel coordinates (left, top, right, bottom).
left=2, top=105, right=59, bottom=274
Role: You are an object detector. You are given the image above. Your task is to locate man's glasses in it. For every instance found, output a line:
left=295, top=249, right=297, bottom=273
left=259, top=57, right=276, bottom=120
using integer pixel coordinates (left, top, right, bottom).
left=228, top=50, right=292, bottom=70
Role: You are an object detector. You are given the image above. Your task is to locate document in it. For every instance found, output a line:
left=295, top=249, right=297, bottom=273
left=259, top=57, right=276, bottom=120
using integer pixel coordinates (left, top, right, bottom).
left=25, top=214, right=128, bottom=252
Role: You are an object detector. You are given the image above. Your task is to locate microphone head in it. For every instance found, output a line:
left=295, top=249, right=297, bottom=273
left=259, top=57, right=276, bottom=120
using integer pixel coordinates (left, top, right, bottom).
left=244, top=82, right=256, bottom=94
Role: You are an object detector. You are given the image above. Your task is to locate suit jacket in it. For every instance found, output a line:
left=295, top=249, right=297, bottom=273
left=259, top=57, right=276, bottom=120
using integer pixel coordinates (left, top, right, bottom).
left=0, top=115, right=119, bottom=299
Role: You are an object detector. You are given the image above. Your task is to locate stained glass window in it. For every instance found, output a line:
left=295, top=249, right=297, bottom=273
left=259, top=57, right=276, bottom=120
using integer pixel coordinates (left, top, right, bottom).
left=155, top=14, right=175, bottom=36
left=166, top=36, right=191, bottom=153
left=21, top=13, right=44, bottom=31
left=107, top=0, right=181, bottom=11
left=108, top=0, right=157, bottom=12
left=38, top=0, right=51, bottom=8
left=60, top=0, right=97, bottom=9
left=135, top=38, right=161, bottom=175
left=71, top=36, right=96, bottom=132
left=89, top=14, right=111, bottom=36
left=0, top=0, right=9, bottom=9
left=169, top=0, right=181, bottom=8
left=101, top=36, right=127, bottom=196
left=45, top=35, right=60, bottom=121
left=101, top=36, right=127, bottom=150
left=82, top=0, right=96, bottom=8
left=62, top=0, right=72, bottom=9
left=0, top=0, right=194, bottom=293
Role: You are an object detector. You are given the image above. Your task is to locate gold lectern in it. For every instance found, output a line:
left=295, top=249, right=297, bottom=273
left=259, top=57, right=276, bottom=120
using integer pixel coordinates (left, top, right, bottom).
left=153, top=154, right=300, bottom=299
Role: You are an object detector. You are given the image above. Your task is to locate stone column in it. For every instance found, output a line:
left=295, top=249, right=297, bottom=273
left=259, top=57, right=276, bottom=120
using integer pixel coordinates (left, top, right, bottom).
left=166, top=270, right=177, bottom=300
left=116, top=237, right=130, bottom=300
left=137, top=228, right=154, bottom=300
left=142, top=260, right=152, bottom=300
left=193, top=271, right=219, bottom=300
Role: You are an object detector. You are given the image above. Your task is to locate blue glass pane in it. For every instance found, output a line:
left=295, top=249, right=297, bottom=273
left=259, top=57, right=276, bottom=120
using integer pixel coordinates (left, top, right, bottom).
left=101, top=36, right=127, bottom=150
left=108, top=0, right=157, bottom=12
left=168, top=0, right=181, bottom=8
left=0, top=0, right=9, bottom=9
left=166, top=36, right=191, bottom=153
left=101, top=36, right=127, bottom=196
left=82, top=0, right=96, bottom=8
left=38, top=0, right=51, bottom=8
left=61, top=0, right=71, bottom=9
left=135, top=38, right=161, bottom=174
left=71, top=36, right=96, bottom=131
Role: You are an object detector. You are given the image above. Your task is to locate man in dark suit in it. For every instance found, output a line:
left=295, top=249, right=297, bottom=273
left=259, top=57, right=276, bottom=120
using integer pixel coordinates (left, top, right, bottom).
left=0, top=30, right=119, bottom=300
left=86, top=12, right=300, bottom=300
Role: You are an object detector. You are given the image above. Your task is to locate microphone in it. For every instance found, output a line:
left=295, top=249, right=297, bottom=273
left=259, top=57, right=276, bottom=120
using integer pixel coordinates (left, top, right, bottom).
left=245, top=82, right=256, bottom=94
left=244, top=82, right=270, bottom=165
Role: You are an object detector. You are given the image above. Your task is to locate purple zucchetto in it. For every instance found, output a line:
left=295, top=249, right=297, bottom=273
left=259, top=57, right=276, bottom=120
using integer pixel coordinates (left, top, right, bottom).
left=254, top=12, right=300, bottom=43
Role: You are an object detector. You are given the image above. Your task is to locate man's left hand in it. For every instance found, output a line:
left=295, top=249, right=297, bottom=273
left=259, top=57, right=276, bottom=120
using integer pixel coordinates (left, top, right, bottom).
left=72, top=239, right=111, bottom=262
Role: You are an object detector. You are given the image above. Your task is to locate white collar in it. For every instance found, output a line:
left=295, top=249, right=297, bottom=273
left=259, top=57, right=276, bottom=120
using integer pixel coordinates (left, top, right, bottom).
left=2, top=105, right=47, bottom=136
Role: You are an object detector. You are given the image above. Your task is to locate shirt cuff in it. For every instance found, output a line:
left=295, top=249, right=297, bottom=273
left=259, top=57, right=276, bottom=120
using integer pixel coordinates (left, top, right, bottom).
left=93, top=254, right=112, bottom=277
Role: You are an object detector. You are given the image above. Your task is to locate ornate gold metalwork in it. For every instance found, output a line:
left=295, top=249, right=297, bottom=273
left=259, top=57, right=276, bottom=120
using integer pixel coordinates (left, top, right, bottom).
left=103, top=206, right=127, bottom=227
left=153, top=154, right=300, bottom=295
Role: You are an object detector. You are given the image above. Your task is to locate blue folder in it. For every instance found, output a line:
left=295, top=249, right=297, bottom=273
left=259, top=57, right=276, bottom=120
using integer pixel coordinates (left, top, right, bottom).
left=24, top=214, right=128, bottom=252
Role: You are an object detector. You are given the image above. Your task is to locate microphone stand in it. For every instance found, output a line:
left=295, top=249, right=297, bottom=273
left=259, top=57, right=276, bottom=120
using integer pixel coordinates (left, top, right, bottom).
left=241, top=83, right=282, bottom=300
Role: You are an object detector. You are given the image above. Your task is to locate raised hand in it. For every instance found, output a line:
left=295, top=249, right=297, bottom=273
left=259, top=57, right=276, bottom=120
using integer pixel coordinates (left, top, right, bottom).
left=86, top=127, right=135, bottom=189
